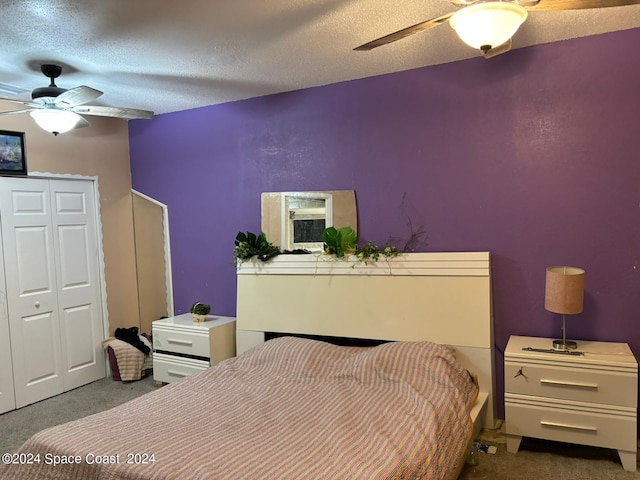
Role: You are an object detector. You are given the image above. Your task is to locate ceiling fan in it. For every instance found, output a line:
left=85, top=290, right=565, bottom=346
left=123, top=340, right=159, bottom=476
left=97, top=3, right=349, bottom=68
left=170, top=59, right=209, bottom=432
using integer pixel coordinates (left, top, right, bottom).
left=0, top=64, right=154, bottom=135
left=354, top=0, right=640, bottom=59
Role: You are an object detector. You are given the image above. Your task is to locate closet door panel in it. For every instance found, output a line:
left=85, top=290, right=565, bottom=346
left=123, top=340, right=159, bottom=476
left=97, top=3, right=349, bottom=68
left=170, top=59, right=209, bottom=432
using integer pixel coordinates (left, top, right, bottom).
left=21, top=311, right=63, bottom=398
left=0, top=178, right=64, bottom=408
left=51, top=180, right=105, bottom=389
left=14, top=226, right=58, bottom=310
left=62, top=304, right=96, bottom=372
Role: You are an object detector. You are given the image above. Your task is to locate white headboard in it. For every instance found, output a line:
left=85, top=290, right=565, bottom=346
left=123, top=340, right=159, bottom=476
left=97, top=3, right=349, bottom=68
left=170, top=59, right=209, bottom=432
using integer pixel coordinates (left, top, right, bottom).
left=236, top=252, right=495, bottom=427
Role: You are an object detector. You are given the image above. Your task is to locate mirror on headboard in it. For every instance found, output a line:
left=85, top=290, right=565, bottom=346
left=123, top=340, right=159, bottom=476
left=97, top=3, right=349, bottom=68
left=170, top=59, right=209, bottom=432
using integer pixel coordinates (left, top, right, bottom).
left=261, top=190, right=357, bottom=252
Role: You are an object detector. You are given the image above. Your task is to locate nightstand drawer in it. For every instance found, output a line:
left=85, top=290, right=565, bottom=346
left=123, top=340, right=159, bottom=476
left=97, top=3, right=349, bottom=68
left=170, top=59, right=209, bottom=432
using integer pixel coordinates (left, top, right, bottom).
left=153, top=328, right=210, bottom=357
left=505, top=361, right=637, bottom=407
left=153, top=352, right=209, bottom=383
left=506, top=396, right=636, bottom=452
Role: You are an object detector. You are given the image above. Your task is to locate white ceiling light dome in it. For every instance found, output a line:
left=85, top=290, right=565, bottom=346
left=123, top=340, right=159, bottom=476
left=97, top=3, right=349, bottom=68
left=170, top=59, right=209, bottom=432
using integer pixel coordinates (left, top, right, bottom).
left=450, top=2, right=528, bottom=52
left=30, top=109, right=82, bottom=136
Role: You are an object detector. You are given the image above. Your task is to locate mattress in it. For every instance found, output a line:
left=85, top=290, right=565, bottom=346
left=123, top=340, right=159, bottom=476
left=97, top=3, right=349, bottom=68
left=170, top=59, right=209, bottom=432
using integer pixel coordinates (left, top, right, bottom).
left=0, top=336, right=479, bottom=479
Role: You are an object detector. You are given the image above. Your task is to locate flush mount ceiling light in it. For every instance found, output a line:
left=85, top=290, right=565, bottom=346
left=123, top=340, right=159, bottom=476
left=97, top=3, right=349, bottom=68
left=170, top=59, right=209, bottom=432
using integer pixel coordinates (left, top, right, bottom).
left=449, top=2, right=528, bottom=53
left=30, top=109, right=83, bottom=136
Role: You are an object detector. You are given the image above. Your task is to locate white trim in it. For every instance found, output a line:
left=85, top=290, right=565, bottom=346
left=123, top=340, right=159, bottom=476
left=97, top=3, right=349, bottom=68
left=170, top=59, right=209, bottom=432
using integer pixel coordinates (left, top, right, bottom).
left=280, top=195, right=287, bottom=248
left=237, top=251, right=490, bottom=276
left=0, top=213, right=16, bottom=413
left=132, top=189, right=174, bottom=316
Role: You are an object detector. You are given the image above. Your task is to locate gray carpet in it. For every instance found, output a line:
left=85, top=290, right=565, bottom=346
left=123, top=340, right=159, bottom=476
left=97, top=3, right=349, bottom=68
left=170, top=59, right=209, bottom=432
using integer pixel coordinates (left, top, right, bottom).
left=459, top=430, right=639, bottom=479
left=0, top=374, right=160, bottom=454
left=1, top=377, right=639, bottom=478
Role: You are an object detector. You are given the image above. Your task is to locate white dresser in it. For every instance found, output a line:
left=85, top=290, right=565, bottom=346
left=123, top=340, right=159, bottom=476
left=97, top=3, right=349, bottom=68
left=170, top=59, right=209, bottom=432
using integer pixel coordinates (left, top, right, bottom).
left=505, top=335, right=638, bottom=471
left=152, top=313, right=236, bottom=384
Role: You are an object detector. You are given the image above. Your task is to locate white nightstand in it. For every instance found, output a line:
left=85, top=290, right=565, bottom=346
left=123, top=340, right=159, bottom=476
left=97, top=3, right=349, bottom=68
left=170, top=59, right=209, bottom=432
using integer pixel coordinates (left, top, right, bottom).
left=152, top=313, right=236, bottom=384
left=505, top=335, right=638, bottom=472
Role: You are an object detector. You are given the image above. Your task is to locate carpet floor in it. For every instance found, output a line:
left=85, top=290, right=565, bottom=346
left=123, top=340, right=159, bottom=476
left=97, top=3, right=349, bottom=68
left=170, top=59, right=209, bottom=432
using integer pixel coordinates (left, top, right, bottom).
left=0, top=374, right=160, bottom=454
left=459, top=427, right=639, bottom=479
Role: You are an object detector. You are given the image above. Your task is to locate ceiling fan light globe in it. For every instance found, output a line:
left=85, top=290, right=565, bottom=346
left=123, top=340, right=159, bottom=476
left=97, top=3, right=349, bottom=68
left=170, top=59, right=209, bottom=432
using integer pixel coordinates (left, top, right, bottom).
left=30, top=109, right=82, bottom=135
left=450, top=2, right=528, bottom=51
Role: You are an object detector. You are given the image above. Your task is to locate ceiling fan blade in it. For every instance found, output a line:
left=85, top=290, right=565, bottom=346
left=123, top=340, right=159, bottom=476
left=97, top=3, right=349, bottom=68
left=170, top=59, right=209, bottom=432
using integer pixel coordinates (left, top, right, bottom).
left=72, top=105, right=154, bottom=120
left=0, top=95, right=40, bottom=108
left=354, top=12, right=455, bottom=51
left=482, top=38, right=513, bottom=59
left=55, top=86, right=103, bottom=107
left=0, top=109, right=35, bottom=116
left=527, top=0, right=640, bottom=11
left=74, top=116, right=90, bottom=130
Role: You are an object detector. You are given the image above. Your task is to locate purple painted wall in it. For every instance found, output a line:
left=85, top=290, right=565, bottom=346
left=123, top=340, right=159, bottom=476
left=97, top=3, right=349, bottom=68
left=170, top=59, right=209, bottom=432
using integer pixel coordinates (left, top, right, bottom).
left=129, top=28, right=640, bottom=419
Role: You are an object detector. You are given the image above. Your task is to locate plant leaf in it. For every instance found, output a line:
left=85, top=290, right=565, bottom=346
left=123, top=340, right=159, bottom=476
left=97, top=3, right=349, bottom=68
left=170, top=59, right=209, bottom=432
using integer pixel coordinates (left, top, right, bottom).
left=323, top=226, right=338, bottom=245
left=235, top=231, right=248, bottom=246
left=256, top=232, right=268, bottom=250
left=339, top=226, right=357, bottom=244
left=338, top=226, right=357, bottom=254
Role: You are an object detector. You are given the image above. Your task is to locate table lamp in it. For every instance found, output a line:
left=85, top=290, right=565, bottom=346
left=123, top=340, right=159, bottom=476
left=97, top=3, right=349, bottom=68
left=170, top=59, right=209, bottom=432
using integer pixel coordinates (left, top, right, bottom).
left=544, top=266, right=585, bottom=350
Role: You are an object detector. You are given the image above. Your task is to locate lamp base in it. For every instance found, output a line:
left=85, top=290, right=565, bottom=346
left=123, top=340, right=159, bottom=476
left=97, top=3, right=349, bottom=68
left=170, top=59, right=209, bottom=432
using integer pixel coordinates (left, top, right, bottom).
left=553, top=339, right=578, bottom=350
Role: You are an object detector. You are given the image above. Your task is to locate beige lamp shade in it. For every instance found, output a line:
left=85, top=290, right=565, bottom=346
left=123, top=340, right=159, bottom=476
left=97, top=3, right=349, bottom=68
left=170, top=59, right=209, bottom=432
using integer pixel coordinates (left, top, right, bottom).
left=544, top=266, right=585, bottom=315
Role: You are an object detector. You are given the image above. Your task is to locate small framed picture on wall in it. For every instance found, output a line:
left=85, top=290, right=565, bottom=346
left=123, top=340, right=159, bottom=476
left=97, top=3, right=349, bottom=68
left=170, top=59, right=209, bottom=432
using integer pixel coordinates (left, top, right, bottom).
left=0, top=130, right=26, bottom=176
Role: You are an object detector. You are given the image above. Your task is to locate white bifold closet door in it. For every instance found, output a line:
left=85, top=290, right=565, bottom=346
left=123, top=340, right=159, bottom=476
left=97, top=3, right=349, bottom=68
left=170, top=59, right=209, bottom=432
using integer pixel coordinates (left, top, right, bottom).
left=0, top=177, right=106, bottom=410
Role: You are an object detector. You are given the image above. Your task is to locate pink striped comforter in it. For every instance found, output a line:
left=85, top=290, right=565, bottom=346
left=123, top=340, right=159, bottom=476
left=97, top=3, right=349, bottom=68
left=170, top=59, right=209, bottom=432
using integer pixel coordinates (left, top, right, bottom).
left=0, top=337, right=478, bottom=480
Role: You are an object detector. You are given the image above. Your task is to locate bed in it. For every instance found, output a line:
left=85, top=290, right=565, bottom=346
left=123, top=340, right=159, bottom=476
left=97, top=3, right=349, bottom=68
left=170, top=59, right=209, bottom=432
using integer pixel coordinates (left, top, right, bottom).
left=235, top=251, right=495, bottom=431
left=0, top=252, right=494, bottom=480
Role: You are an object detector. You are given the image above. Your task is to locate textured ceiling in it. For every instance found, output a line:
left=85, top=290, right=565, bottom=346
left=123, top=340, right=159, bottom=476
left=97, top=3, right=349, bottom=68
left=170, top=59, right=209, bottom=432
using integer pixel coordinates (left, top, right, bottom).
left=0, top=0, right=639, bottom=116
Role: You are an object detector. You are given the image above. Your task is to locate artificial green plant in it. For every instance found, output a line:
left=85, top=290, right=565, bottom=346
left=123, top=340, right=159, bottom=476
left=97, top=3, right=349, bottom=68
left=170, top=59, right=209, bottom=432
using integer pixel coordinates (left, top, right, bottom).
left=322, top=226, right=357, bottom=258
left=233, top=231, right=281, bottom=264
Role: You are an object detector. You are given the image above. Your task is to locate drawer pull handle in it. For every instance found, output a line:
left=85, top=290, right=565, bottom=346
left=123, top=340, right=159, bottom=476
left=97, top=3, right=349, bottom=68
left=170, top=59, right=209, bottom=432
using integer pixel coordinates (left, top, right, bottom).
left=167, top=370, right=189, bottom=377
left=168, top=338, right=193, bottom=346
left=540, top=379, right=598, bottom=390
left=540, top=421, right=597, bottom=433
